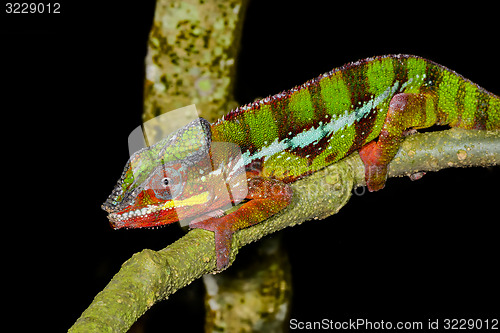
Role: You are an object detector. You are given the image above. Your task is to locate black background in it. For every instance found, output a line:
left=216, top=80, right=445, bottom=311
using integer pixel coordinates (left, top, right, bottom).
left=2, top=1, right=498, bottom=331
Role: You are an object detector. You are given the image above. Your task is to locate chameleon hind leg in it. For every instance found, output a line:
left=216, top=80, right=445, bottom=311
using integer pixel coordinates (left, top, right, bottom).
left=359, top=92, right=438, bottom=191
left=190, top=176, right=293, bottom=271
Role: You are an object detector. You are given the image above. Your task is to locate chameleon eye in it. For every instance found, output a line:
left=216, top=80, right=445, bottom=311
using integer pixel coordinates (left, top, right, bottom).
left=161, top=177, right=171, bottom=187
left=148, top=165, right=186, bottom=200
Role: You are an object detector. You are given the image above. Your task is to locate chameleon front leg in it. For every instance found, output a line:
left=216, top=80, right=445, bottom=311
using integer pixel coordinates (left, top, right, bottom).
left=190, top=176, right=293, bottom=271
left=359, top=92, right=438, bottom=191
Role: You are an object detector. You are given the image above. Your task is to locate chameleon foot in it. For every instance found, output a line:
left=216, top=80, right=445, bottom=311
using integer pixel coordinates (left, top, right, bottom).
left=190, top=217, right=234, bottom=271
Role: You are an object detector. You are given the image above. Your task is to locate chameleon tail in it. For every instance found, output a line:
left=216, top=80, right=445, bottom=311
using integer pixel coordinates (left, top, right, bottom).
left=428, top=63, right=500, bottom=130
left=455, top=90, right=500, bottom=130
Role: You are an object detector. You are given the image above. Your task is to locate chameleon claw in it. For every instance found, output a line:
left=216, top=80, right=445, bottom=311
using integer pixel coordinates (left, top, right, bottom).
left=402, top=128, right=418, bottom=136
left=409, top=171, right=426, bottom=181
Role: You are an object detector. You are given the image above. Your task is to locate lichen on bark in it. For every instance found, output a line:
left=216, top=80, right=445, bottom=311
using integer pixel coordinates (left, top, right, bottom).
left=143, top=0, right=249, bottom=129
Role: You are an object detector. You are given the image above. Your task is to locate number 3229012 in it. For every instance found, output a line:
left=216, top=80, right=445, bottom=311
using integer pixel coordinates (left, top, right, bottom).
left=6, top=3, right=60, bottom=14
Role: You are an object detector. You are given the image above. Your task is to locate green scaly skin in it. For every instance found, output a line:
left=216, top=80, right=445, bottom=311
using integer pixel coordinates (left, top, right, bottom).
left=103, top=54, right=500, bottom=270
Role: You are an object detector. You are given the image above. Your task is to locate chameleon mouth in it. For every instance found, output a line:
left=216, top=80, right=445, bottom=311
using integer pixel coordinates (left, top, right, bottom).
left=107, top=191, right=211, bottom=229
left=108, top=204, right=165, bottom=226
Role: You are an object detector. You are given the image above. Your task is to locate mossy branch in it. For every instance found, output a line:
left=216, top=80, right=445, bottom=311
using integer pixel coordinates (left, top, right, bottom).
left=69, top=128, right=499, bottom=332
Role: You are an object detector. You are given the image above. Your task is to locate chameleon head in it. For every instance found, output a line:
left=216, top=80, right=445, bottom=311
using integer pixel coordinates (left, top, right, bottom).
left=102, top=118, right=214, bottom=229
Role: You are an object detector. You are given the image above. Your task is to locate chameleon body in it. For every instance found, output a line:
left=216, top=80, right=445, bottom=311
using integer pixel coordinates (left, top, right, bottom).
left=103, top=54, right=500, bottom=270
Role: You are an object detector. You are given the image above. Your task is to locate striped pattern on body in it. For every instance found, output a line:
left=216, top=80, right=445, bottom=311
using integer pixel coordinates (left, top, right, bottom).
left=211, top=54, right=500, bottom=182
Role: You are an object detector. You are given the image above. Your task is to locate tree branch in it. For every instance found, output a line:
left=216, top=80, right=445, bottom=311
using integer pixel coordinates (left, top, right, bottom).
left=69, top=128, right=499, bottom=332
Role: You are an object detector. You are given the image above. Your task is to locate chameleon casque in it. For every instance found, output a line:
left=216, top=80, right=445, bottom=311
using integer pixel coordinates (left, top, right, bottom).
left=103, top=54, right=500, bottom=270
